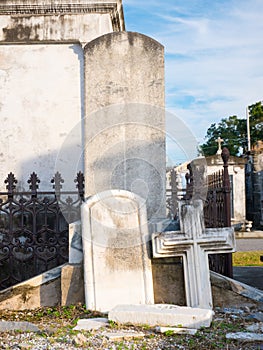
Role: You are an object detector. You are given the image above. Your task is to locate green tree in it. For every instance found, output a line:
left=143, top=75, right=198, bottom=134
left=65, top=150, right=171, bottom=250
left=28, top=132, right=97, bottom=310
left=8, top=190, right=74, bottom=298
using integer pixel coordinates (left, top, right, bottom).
left=248, top=101, right=263, bottom=144
left=200, top=101, right=263, bottom=156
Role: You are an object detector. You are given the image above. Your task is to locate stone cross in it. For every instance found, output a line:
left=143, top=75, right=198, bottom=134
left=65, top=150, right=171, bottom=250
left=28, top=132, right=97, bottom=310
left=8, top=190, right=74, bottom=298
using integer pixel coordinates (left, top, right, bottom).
left=152, top=200, right=235, bottom=309
left=216, top=137, right=224, bottom=155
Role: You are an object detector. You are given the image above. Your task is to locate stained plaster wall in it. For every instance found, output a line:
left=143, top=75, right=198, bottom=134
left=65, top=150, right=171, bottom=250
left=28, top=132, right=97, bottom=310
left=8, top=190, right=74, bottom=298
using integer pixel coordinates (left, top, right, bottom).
left=0, top=0, right=125, bottom=190
left=0, top=43, right=83, bottom=190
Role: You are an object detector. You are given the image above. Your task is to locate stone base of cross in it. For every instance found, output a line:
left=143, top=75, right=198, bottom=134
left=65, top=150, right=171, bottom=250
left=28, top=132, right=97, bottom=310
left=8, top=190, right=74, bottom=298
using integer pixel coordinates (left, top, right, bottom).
left=152, top=200, right=235, bottom=309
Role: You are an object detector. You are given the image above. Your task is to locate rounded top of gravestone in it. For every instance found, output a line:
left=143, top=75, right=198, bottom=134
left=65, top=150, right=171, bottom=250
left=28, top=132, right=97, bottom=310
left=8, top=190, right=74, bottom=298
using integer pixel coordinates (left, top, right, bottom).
left=84, top=31, right=164, bottom=54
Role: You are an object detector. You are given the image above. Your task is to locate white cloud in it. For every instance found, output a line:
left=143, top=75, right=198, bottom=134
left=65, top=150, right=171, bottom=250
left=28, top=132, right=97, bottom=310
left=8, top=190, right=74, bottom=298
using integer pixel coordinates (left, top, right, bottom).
left=123, top=0, right=263, bottom=161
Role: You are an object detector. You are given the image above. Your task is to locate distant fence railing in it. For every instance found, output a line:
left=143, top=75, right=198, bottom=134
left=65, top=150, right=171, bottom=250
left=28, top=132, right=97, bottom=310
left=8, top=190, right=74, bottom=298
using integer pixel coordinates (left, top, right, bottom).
left=204, top=149, right=231, bottom=229
left=204, top=148, right=233, bottom=277
left=0, top=171, right=84, bottom=291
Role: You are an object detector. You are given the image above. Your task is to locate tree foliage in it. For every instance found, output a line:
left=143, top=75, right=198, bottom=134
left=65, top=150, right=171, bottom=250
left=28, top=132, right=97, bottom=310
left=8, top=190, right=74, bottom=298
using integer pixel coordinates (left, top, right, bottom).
left=201, top=101, right=263, bottom=156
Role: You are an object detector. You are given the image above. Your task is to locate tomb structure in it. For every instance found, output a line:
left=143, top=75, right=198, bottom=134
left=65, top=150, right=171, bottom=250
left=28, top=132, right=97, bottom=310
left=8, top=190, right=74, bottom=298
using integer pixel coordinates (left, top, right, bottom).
left=0, top=0, right=124, bottom=189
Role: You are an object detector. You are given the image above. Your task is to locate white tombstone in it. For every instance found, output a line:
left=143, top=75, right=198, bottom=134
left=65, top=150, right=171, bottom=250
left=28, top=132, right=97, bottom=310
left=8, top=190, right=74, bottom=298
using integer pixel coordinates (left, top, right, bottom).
left=152, top=200, right=235, bottom=309
left=81, top=190, right=154, bottom=312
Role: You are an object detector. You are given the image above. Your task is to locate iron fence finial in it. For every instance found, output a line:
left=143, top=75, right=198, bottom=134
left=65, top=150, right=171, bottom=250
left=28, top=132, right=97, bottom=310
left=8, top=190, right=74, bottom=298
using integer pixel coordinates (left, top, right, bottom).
left=5, top=172, right=17, bottom=197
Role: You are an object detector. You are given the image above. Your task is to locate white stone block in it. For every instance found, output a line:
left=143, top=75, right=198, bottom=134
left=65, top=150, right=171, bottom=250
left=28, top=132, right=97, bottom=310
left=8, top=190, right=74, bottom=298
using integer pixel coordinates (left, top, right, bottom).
left=108, top=304, right=214, bottom=329
left=73, top=318, right=109, bottom=331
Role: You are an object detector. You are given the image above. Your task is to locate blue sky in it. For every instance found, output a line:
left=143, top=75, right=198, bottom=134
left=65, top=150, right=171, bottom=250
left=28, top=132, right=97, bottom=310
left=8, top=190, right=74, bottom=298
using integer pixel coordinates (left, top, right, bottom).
left=123, top=0, right=263, bottom=162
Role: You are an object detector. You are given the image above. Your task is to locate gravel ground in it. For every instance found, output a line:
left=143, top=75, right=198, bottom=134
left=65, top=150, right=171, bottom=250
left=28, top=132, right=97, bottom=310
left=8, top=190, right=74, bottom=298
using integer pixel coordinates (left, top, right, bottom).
left=0, top=304, right=263, bottom=349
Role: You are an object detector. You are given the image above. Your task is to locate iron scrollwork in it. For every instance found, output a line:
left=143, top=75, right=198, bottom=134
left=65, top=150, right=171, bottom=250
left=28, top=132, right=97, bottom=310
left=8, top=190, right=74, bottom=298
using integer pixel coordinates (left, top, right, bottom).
left=0, top=171, right=84, bottom=290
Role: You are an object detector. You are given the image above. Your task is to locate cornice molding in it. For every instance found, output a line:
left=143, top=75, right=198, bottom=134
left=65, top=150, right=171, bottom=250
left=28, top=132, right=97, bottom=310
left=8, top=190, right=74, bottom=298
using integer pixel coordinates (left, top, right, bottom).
left=0, top=2, right=125, bottom=32
left=0, top=2, right=117, bottom=15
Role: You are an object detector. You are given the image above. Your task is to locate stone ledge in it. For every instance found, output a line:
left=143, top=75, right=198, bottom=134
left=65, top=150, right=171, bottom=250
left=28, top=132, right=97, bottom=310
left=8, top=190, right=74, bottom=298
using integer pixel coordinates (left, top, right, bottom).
left=0, top=264, right=64, bottom=310
left=210, top=271, right=263, bottom=303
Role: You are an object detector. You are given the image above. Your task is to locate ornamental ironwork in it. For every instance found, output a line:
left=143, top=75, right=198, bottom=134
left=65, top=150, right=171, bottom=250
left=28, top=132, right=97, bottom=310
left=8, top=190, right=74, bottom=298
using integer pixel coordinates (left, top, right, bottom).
left=0, top=171, right=84, bottom=291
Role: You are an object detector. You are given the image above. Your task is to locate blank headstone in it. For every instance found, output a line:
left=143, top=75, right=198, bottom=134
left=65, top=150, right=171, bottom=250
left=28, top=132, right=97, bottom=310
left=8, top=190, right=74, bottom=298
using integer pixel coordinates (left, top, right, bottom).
left=83, top=31, right=166, bottom=222
left=81, top=190, right=154, bottom=312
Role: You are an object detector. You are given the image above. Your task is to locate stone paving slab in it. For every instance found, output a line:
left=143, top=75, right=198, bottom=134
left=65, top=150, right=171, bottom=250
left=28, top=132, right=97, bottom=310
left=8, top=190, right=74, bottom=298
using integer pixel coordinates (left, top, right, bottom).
left=0, top=321, right=39, bottom=332
left=73, top=318, right=109, bottom=331
left=109, top=304, right=213, bottom=329
left=246, top=322, right=263, bottom=332
left=104, top=331, right=145, bottom=341
left=156, top=326, right=197, bottom=335
left=226, top=332, right=263, bottom=342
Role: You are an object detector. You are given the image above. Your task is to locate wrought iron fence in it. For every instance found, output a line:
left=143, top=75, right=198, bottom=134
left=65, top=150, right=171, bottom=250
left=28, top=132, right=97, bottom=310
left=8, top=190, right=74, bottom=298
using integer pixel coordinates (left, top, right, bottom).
left=0, top=171, right=84, bottom=291
left=205, top=148, right=233, bottom=277
left=204, top=149, right=231, bottom=229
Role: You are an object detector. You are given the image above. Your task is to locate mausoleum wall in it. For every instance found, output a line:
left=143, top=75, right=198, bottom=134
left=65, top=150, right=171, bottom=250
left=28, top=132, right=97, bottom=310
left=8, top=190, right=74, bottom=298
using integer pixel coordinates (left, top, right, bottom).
left=0, top=0, right=125, bottom=190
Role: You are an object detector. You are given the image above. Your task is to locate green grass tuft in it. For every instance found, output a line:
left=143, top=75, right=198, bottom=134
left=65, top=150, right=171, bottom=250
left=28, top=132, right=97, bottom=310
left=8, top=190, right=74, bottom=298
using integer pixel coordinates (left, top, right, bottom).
left=233, top=250, right=263, bottom=266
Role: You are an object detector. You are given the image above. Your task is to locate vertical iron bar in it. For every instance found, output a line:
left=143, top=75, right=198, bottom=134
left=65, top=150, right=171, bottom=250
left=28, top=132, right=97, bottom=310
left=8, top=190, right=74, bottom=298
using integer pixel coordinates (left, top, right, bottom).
left=221, top=147, right=233, bottom=278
